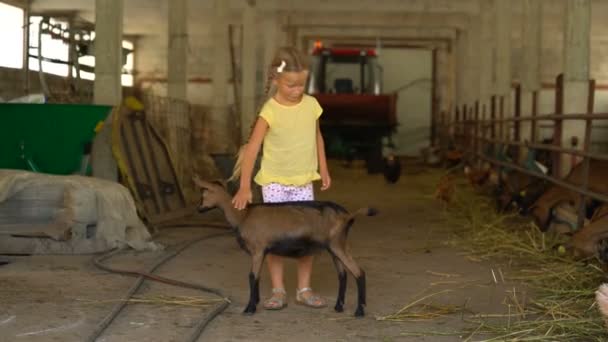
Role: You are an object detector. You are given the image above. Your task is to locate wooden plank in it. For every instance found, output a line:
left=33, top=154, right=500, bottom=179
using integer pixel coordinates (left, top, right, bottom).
left=142, top=114, right=187, bottom=211
left=0, top=223, right=69, bottom=240
left=113, top=106, right=193, bottom=226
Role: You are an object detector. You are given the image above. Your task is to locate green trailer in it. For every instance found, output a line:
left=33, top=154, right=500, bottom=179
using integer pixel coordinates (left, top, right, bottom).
left=0, top=103, right=112, bottom=175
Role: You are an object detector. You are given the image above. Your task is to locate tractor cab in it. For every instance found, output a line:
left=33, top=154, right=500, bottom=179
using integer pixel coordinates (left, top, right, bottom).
left=307, top=45, right=397, bottom=173
left=307, top=47, right=382, bottom=96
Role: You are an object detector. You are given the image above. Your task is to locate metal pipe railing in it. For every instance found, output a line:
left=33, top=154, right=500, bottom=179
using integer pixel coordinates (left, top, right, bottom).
left=440, top=74, right=608, bottom=228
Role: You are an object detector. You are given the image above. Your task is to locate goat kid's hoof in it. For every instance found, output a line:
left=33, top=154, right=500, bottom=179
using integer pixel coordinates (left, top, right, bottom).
left=354, top=307, right=365, bottom=317
left=334, top=304, right=344, bottom=313
left=243, top=306, right=257, bottom=315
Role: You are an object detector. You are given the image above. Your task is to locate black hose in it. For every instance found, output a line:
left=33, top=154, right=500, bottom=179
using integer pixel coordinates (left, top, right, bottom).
left=186, top=297, right=230, bottom=342
left=86, top=231, right=232, bottom=342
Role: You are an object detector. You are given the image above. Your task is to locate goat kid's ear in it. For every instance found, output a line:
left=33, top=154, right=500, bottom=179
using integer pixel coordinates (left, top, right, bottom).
left=192, top=175, right=215, bottom=190
left=211, top=179, right=228, bottom=189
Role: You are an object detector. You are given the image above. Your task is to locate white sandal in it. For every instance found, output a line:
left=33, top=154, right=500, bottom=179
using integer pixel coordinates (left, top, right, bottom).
left=295, top=287, right=327, bottom=308
left=263, top=288, right=287, bottom=310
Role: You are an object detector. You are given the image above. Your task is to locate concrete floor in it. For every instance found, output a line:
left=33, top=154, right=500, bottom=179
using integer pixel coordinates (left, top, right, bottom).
left=0, top=161, right=520, bottom=341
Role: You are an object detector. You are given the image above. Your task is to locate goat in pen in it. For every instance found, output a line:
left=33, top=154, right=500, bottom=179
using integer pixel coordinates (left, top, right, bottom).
left=193, top=177, right=377, bottom=316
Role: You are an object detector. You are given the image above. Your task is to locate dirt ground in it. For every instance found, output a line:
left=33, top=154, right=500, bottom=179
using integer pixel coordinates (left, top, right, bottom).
left=0, top=161, right=522, bottom=342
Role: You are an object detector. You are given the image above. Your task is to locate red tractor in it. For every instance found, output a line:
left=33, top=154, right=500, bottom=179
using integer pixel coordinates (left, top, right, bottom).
left=307, top=46, right=398, bottom=173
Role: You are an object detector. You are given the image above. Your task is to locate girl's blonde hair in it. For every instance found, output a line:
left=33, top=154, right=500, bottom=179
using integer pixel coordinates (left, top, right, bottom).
left=229, top=47, right=310, bottom=182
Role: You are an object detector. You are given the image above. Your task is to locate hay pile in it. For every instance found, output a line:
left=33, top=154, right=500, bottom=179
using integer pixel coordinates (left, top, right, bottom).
left=382, top=176, right=608, bottom=341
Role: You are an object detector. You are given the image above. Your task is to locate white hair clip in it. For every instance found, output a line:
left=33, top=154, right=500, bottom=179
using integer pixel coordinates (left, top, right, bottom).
left=276, top=60, right=286, bottom=73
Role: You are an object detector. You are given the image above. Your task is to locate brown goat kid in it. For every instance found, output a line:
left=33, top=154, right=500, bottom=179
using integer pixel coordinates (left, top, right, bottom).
left=193, top=177, right=377, bottom=317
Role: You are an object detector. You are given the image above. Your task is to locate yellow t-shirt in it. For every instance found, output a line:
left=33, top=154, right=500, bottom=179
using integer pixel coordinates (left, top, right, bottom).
left=254, top=94, right=323, bottom=186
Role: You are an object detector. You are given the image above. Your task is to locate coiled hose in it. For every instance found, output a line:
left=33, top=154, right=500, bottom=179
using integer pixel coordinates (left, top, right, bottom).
left=86, top=231, right=233, bottom=342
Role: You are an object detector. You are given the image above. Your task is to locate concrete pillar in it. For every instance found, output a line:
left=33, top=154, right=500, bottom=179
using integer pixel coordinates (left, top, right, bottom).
left=263, top=13, right=279, bottom=79
left=448, top=43, right=457, bottom=125
left=466, top=17, right=481, bottom=105
left=280, top=12, right=297, bottom=47
left=241, top=1, right=257, bottom=142
left=479, top=1, right=495, bottom=109
left=210, top=0, right=233, bottom=154
left=92, top=0, right=123, bottom=181
left=454, top=30, right=468, bottom=147
left=520, top=0, right=542, bottom=153
left=167, top=0, right=190, bottom=183
left=436, top=48, right=451, bottom=114
left=456, top=30, right=467, bottom=107
left=561, top=0, right=590, bottom=176
left=168, top=0, right=187, bottom=101
left=494, top=0, right=512, bottom=139
left=436, top=47, right=454, bottom=148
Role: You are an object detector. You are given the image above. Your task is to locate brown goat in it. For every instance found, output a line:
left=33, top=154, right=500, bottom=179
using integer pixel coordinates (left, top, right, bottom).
left=192, top=177, right=377, bottom=316
left=569, top=204, right=608, bottom=259
left=496, top=172, right=534, bottom=211
left=530, top=160, right=608, bottom=231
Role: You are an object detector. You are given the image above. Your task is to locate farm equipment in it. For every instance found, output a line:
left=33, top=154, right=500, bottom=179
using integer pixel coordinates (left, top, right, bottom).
left=0, top=103, right=111, bottom=175
left=307, top=45, right=398, bottom=173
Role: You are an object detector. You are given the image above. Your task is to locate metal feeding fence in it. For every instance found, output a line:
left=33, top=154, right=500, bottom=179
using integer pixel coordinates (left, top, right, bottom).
left=439, top=74, right=608, bottom=228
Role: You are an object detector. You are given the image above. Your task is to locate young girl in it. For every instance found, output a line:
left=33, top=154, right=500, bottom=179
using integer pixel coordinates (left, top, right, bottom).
left=231, top=46, right=331, bottom=310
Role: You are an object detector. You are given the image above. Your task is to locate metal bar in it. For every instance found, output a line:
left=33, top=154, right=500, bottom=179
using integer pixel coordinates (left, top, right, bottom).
left=499, top=95, right=505, bottom=142
left=37, top=18, right=51, bottom=99
left=462, top=104, right=471, bottom=148
left=469, top=105, right=473, bottom=150
left=531, top=90, right=538, bottom=143
left=481, top=104, right=487, bottom=156
left=455, top=106, right=460, bottom=147
left=514, top=84, right=521, bottom=161
left=462, top=104, right=467, bottom=149
left=490, top=95, right=496, bottom=140
left=23, top=3, right=30, bottom=94
left=465, top=104, right=469, bottom=149
left=479, top=138, right=608, bottom=162
left=577, top=79, right=596, bottom=228
left=431, top=49, right=438, bottom=145
left=490, top=113, right=608, bottom=122
left=474, top=101, right=479, bottom=159
left=552, top=74, right=564, bottom=177
left=514, top=84, right=521, bottom=142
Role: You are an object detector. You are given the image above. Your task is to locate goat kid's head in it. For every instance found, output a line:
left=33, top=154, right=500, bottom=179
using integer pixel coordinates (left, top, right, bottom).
left=192, top=175, right=227, bottom=213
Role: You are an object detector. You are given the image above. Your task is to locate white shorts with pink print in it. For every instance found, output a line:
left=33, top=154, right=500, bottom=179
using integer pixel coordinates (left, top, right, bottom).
left=261, top=183, right=314, bottom=203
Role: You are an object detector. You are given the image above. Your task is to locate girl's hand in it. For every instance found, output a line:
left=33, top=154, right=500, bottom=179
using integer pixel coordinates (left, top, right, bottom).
left=232, top=187, right=252, bottom=210
left=320, top=170, right=331, bottom=191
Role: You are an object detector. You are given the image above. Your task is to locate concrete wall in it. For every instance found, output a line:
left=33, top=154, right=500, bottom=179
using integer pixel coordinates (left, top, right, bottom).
left=4, top=0, right=608, bottom=153
left=0, top=67, right=93, bottom=102
left=471, top=0, right=608, bottom=156
left=379, top=48, right=432, bottom=156
left=129, top=2, right=608, bottom=109
left=0, top=67, right=28, bottom=101
left=135, top=29, right=236, bottom=106
left=509, top=0, right=608, bottom=84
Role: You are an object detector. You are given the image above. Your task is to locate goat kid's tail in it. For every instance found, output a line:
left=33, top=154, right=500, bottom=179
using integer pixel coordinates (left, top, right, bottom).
left=348, top=207, right=378, bottom=221
left=228, top=144, right=247, bottom=182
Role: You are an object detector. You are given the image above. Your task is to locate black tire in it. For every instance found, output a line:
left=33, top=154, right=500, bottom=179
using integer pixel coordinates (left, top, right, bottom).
left=365, top=143, right=384, bottom=174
